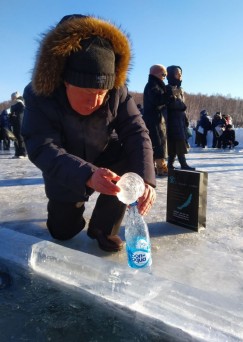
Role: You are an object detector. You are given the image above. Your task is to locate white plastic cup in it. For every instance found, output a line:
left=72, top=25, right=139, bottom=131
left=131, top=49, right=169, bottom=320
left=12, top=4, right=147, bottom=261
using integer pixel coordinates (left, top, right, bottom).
left=116, top=172, right=145, bottom=205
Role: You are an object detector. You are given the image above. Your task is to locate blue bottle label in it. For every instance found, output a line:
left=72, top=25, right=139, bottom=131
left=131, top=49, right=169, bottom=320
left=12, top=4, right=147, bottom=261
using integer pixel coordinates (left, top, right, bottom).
left=126, top=238, right=152, bottom=269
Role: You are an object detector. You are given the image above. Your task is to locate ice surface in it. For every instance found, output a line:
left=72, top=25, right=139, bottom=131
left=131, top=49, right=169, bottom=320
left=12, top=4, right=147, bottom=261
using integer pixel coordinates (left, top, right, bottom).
left=0, top=130, right=243, bottom=341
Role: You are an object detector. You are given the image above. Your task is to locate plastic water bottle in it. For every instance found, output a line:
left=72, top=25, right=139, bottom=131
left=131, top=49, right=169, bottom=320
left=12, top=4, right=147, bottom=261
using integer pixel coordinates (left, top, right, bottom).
left=116, top=172, right=152, bottom=269
left=125, top=202, right=152, bottom=269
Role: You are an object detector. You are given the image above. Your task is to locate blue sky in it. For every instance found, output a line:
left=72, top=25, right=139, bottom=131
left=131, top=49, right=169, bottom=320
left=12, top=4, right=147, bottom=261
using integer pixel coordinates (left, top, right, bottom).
left=1, top=0, right=243, bottom=102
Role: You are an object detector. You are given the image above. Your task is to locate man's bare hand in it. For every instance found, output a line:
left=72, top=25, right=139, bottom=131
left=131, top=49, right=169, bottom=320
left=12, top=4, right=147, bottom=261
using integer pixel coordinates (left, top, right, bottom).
left=86, top=168, right=121, bottom=195
left=137, top=183, right=156, bottom=216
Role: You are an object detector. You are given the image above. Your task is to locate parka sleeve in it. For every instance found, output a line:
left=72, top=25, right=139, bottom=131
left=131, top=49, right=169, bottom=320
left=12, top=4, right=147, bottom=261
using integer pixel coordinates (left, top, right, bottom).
left=22, top=84, right=97, bottom=198
left=113, top=87, right=156, bottom=187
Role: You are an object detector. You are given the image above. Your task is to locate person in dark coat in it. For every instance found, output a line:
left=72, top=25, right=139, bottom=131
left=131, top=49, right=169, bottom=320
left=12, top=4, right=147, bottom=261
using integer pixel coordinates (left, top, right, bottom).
left=22, top=14, right=156, bottom=253
left=10, top=92, right=27, bottom=158
left=0, top=109, right=11, bottom=150
left=194, top=119, right=202, bottom=147
left=212, top=111, right=222, bottom=148
left=197, top=109, right=212, bottom=148
left=165, top=65, right=195, bottom=170
left=211, top=111, right=225, bottom=148
left=143, top=64, right=168, bottom=176
left=221, top=124, right=239, bottom=149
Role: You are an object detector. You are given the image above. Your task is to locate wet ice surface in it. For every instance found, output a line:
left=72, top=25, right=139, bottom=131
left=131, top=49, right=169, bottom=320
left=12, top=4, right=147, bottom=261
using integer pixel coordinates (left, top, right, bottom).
left=0, top=262, right=165, bottom=342
left=0, top=133, right=243, bottom=341
left=1, top=147, right=242, bottom=298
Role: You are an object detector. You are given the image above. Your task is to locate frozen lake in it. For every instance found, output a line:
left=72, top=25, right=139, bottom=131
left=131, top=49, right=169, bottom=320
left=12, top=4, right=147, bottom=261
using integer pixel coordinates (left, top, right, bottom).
left=0, top=132, right=243, bottom=341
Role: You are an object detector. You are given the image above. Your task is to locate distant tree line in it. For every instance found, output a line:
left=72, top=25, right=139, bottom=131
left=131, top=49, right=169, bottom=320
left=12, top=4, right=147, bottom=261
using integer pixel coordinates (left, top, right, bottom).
left=1, top=91, right=243, bottom=127
left=131, top=91, right=243, bottom=127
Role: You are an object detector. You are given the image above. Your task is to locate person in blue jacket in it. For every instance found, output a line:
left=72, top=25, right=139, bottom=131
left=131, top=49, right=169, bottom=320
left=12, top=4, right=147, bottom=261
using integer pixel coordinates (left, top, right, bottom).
left=22, top=14, right=156, bottom=252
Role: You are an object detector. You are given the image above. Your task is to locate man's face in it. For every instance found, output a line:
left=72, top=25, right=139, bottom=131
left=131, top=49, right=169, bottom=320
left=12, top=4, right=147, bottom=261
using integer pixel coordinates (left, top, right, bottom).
left=156, top=70, right=167, bottom=81
left=151, top=66, right=167, bottom=81
left=174, top=68, right=182, bottom=80
left=65, top=83, right=108, bottom=115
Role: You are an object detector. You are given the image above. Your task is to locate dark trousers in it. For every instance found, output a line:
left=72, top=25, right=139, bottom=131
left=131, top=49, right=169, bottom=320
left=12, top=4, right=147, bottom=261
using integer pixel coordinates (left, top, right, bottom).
left=47, top=200, right=86, bottom=240
left=47, top=194, right=127, bottom=241
left=0, top=128, right=10, bottom=150
left=201, top=132, right=208, bottom=148
left=222, top=140, right=239, bottom=149
left=46, top=147, right=128, bottom=241
left=12, top=116, right=27, bottom=157
left=212, top=130, right=220, bottom=148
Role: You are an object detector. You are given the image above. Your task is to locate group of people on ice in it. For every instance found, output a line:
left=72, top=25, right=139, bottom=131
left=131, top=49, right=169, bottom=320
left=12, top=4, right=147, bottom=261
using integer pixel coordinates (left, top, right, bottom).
left=194, top=110, right=239, bottom=149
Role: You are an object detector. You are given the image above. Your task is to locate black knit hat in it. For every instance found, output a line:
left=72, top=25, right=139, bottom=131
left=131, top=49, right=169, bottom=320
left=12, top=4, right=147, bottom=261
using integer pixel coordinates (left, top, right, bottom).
left=32, top=15, right=131, bottom=95
left=64, top=36, right=116, bottom=89
left=167, top=65, right=182, bottom=77
left=200, top=109, right=208, bottom=116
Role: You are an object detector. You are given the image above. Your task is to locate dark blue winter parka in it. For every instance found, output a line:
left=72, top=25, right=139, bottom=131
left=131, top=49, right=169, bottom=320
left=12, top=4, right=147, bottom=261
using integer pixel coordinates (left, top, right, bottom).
left=143, top=74, right=168, bottom=159
left=166, top=85, right=189, bottom=141
left=21, top=15, right=155, bottom=203
left=22, top=84, right=155, bottom=202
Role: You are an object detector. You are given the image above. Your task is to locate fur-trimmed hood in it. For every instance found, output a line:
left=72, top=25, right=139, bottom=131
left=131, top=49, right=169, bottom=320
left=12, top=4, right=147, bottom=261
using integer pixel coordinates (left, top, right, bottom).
left=32, top=15, right=132, bottom=96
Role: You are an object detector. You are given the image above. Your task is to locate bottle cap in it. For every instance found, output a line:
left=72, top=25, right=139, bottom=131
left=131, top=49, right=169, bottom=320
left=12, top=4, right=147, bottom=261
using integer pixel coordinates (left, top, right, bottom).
left=129, top=201, right=138, bottom=207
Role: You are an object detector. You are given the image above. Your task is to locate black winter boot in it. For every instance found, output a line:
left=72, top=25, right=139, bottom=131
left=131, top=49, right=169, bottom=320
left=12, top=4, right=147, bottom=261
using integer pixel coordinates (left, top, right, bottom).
left=167, top=155, right=176, bottom=169
left=178, top=154, right=195, bottom=171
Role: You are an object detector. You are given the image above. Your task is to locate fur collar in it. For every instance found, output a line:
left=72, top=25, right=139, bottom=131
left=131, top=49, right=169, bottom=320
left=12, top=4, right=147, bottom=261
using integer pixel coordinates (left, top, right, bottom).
left=32, top=16, right=131, bottom=96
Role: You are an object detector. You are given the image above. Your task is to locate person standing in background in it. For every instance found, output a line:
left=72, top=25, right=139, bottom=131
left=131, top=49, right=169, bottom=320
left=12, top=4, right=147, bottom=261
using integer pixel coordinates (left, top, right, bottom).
left=166, top=65, right=195, bottom=170
left=211, top=111, right=222, bottom=148
left=194, top=119, right=202, bottom=147
left=10, top=92, right=27, bottom=158
left=0, top=109, right=11, bottom=151
left=198, top=109, right=212, bottom=148
left=143, top=64, right=168, bottom=176
left=211, top=111, right=226, bottom=148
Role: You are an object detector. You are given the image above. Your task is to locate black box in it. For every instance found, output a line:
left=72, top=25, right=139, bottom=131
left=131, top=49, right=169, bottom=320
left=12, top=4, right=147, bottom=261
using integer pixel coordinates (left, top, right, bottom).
left=166, top=169, right=208, bottom=232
